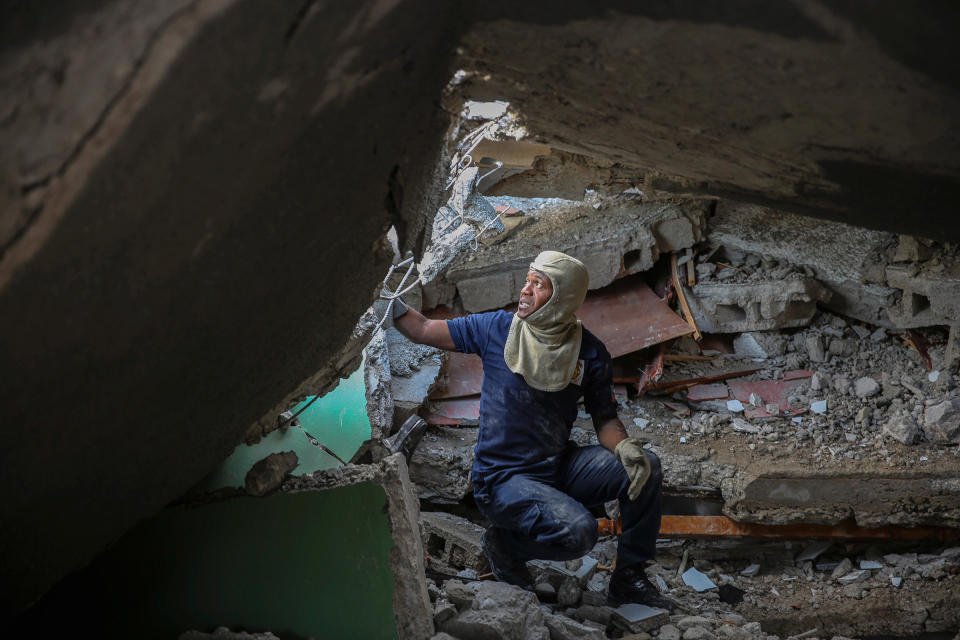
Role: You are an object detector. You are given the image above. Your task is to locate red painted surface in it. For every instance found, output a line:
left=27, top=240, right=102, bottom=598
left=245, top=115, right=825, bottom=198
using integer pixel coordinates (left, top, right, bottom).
left=686, top=383, right=729, bottom=402
left=430, top=352, right=484, bottom=399
left=728, top=378, right=807, bottom=418
left=783, top=369, right=814, bottom=381
left=425, top=396, right=480, bottom=422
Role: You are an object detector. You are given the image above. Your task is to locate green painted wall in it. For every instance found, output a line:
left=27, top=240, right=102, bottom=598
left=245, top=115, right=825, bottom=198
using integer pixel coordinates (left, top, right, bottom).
left=196, top=361, right=372, bottom=493
left=19, top=484, right=397, bottom=640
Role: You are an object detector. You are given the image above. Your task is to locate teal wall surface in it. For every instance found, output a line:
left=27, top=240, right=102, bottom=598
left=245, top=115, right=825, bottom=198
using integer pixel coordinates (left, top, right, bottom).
left=19, top=484, right=397, bottom=640
left=196, top=361, right=372, bottom=493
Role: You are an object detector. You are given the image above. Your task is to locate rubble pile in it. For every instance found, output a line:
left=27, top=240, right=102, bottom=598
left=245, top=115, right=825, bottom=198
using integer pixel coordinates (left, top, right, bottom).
left=366, top=185, right=960, bottom=638
left=421, top=512, right=960, bottom=639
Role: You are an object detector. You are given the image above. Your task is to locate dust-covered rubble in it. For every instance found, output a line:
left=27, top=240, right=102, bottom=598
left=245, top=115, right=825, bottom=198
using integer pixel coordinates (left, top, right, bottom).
left=422, top=520, right=960, bottom=640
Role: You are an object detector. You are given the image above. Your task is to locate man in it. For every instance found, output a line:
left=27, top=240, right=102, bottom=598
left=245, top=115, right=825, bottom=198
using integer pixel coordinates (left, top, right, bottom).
left=386, top=250, right=673, bottom=609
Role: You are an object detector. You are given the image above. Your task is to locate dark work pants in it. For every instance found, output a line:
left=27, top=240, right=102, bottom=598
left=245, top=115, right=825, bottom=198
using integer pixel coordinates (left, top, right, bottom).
left=474, top=445, right=662, bottom=569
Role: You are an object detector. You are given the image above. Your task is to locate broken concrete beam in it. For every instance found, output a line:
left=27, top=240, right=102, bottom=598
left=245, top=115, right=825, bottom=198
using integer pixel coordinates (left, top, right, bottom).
left=721, top=468, right=960, bottom=528
left=709, top=202, right=899, bottom=327
left=430, top=195, right=709, bottom=312
left=363, top=329, right=394, bottom=443
left=420, top=511, right=487, bottom=572
left=685, top=279, right=829, bottom=334
left=387, top=327, right=445, bottom=434
left=408, top=426, right=477, bottom=502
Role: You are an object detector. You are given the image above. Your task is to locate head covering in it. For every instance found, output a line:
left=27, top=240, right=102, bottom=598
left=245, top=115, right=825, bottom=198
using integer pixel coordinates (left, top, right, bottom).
left=503, top=251, right=589, bottom=391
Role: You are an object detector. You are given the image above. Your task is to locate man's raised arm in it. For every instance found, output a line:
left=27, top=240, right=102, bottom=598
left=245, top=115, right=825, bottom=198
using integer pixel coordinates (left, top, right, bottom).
left=394, top=307, right=456, bottom=351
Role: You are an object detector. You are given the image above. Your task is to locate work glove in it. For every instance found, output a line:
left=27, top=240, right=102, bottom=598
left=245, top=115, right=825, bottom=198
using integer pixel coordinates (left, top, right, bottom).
left=373, top=285, right=409, bottom=325
left=614, top=437, right=652, bottom=501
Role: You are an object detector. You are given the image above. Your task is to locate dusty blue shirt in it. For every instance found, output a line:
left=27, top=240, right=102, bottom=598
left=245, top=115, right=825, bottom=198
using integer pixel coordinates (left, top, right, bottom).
left=446, top=310, right=618, bottom=488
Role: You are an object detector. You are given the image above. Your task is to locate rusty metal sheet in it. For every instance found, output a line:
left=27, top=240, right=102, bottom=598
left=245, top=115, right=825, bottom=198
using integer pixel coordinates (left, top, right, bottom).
left=686, top=383, right=729, bottom=402
left=728, top=378, right=806, bottom=418
left=658, top=516, right=958, bottom=541
left=430, top=352, right=483, bottom=399
left=578, top=277, right=692, bottom=358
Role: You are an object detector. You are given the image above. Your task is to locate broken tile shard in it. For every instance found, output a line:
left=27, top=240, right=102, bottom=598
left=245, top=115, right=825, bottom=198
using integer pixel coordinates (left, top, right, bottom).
left=681, top=567, right=717, bottom=592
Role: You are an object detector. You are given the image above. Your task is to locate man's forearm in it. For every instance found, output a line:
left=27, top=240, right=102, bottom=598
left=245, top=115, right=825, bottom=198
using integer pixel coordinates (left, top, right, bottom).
left=394, top=307, right=456, bottom=350
left=595, top=417, right=629, bottom=452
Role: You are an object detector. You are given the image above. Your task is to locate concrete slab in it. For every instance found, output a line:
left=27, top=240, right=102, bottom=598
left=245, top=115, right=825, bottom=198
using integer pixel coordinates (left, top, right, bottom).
left=723, top=470, right=960, bottom=528
left=686, top=279, right=829, bottom=334
left=430, top=195, right=710, bottom=312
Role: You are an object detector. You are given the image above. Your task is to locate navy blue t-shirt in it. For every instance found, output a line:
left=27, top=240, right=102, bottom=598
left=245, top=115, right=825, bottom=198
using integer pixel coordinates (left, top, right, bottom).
left=446, top=310, right=618, bottom=487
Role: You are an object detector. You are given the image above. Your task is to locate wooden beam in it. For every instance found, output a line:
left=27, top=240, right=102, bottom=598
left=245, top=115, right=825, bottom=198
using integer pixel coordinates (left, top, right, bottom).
left=597, top=516, right=959, bottom=541
left=671, top=253, right=701, bottom=341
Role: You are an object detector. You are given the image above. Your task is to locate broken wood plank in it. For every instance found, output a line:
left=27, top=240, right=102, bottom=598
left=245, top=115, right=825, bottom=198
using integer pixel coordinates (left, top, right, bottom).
left=783, top=369, right=814, bottom=381
left=578, top=275, right=692, bottom=358
left=598, top=516, right=958, bottom=541
left=647, top=367, right=762, bottom=393
left=663, top=354, right=716, bottom=362
left=671, top=252, right=701, bottom=341
left=903, top=329, right=934, bottom=370
left=685, top=248, right=696, bottom=287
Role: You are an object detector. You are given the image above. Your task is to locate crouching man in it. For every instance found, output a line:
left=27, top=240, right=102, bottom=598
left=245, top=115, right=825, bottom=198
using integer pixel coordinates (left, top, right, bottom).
left=386, top=250, right=673, bottom=609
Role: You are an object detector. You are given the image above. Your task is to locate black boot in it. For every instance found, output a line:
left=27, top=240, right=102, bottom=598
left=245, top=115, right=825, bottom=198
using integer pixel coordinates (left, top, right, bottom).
left=607, top=564, right=676, bottom=610
left=481, top=528, right=535, bottom=591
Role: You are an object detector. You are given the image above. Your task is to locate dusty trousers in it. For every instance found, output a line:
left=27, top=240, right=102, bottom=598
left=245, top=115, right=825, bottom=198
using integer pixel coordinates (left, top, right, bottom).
left=473, top=445, right=662, bottom=569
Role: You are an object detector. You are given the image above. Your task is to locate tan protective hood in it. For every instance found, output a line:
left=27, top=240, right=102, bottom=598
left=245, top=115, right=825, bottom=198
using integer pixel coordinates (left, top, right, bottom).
left=504, top=251, right=589, bottom=391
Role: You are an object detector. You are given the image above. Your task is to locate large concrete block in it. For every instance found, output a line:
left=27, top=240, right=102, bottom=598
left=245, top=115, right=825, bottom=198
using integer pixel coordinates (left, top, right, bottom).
left=885, top=264, right=960, bottom=328
left=420, top=511, right=486, bottom=572
left=408, top=426, right=477, bottom=502
left=722, top=469, right=960, bottom=528
left=686, top=278, right=829, bottom=333
left=457, top=269, right=520, bottom=312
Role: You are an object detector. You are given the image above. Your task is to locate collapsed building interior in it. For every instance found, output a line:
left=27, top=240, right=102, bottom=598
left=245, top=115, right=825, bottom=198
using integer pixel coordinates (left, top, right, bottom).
left=2, top=2, right=959, bottom=639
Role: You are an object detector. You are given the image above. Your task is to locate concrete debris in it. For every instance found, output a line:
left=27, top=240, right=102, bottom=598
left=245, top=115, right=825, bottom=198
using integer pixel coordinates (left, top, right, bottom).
left=686, top=279, right=828, bottom=334
left=437, top=580, right=550, bottom=640
left=426, top=194, right=709, bottom=312
left=388, top=181, right=960, bottom=639
left=611, top=604, right=670, bottom=634
left=421, top=511, right=486, bottom=573
left=244, top=451, right=298, bottom=497
left=408, top=426, right=477, bottom=502
left=923, top=399, right=960, bottom=444
left=419, top=166, right=504, bottom=286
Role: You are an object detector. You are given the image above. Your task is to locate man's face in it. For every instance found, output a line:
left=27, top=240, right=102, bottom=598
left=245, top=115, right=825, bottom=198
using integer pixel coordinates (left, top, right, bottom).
left=517, top=269, right=553, bottom=319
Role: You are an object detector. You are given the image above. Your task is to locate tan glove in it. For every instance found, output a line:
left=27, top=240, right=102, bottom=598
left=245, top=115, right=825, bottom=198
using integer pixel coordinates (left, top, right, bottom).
left=614, top=437, right=652, bottom=501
